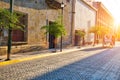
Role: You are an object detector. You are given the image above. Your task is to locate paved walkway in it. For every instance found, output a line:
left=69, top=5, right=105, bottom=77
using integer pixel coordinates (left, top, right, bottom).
left=0, top=44, right=101, bottom=66
left=0, top=43, right=120, bottom=80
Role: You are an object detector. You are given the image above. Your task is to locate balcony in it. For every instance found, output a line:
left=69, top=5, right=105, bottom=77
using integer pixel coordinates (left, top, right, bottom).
left=45, top=0, right=61, bottom=9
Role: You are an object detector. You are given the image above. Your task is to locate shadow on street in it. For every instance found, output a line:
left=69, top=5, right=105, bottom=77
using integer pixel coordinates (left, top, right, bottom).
left=30, top=48, right=116, bottom=80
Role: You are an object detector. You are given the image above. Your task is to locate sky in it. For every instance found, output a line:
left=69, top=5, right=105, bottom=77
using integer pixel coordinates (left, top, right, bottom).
left=95, top=0, right=120, bottom=24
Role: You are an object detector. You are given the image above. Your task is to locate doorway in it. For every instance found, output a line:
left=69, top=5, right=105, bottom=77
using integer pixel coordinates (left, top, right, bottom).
left=49, top=21, right=55, bottom=49
left=49, top=34, right=55, bottom=49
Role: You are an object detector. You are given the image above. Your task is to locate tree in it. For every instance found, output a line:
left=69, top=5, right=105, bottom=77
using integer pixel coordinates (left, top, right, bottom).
left=0, top=8, right=24, bottom=60
left=0, top=8, right=23, bottom=30
left=89, top=26, right=101, bottom=44
left=89, top=26, right=111, bottom=35
left=41, top=20, right=66, bottom=52
left=89, top=26, right=110, bottom=44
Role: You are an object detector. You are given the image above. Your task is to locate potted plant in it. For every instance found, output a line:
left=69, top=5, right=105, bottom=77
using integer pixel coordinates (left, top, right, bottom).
left=75, top=30, right=85, bottom=48
left=41, top=20, right=66, bottom=52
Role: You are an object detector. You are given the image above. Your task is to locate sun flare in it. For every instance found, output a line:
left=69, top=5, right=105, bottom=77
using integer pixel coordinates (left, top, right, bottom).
left=114, top=16, right=120, bottom=30
left=114, top=18, right=120, bottom=25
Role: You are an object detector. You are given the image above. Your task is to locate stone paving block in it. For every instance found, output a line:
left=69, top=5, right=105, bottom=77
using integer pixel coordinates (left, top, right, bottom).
left=1, top=45, right=120, bottom=80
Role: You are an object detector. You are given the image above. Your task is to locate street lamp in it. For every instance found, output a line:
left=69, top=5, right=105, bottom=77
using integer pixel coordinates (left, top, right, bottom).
left=6, top=0, right=14, bottom=60
left=60, top=2, right=65, bottom=52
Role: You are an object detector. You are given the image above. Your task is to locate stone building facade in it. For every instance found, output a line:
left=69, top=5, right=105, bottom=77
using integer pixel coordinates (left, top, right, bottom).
left=0, top=0, right=73, bottom=54
left=93, top=2, right=114, bottom=29
left=74, top=0, right=96, bottom=45
left=93, top=2, right=114, bottom=40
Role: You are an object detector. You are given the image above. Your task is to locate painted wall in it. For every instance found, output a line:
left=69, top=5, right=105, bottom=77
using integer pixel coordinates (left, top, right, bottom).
left=75, top=0, right=96, bottom=42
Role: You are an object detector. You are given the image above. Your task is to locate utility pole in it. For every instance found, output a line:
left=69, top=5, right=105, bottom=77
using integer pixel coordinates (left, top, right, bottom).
left=6, top=0, right=14, bottom=60
left=71, top=0, right=75, bottom=46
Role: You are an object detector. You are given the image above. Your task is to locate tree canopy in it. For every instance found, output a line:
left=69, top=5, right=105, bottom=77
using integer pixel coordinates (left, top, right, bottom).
left=41, top=20, right=66, bottom=38
left=0, top=8, right=24, bottom=30
left=89, top=26, right=111, bottom=35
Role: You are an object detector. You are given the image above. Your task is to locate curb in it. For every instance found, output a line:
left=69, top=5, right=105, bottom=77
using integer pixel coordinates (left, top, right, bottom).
left=0, top=48, right=81, bottom=67
left=0, top=44, right=103, bottom=67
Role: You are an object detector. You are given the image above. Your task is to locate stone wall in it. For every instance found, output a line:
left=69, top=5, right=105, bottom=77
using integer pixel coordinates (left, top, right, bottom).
left=0, top=1, right=59, bottom=45
left=0, top=0, right=73, bottom=55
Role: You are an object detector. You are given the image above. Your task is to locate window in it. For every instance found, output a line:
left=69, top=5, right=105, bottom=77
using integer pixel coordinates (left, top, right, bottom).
left=12, top=13, right=28, bottom=42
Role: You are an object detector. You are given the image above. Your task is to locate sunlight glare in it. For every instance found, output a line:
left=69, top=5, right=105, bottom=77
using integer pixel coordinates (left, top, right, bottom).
left=115, top=19, right=120, bottom=26
left=113, top=15, right=120, bottom=31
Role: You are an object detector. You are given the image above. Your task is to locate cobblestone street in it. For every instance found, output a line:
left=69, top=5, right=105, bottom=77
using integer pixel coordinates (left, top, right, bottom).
left=1, top=45, right=120, bottom=80
left=1, top=0, right=120, bottom=80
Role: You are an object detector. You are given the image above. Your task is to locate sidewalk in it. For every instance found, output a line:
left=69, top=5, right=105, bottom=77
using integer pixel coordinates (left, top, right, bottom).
left=0, top=44, right=102, bottom=66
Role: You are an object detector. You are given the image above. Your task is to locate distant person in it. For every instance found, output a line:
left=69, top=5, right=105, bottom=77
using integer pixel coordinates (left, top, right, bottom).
left=112, top=35, right=115, bottom=46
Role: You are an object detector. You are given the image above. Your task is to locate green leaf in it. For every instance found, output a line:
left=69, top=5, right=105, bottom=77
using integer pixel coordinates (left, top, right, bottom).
left=41, top=19, right=66, bottom=38
left=0, top=8, right=25, bottom=30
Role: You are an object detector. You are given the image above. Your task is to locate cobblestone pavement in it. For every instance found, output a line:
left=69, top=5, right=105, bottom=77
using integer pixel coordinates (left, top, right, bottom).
left=0, top=45, right=120, bottom=80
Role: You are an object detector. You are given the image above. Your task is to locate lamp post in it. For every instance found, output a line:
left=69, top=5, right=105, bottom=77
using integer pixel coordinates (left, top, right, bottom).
left=60, top=2, right=64, bottom=52
left=6, top=0, right=14, bottom=60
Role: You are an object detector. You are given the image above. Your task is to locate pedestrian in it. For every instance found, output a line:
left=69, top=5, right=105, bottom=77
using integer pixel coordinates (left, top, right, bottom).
left=112, top=35, right=115, bottom=46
